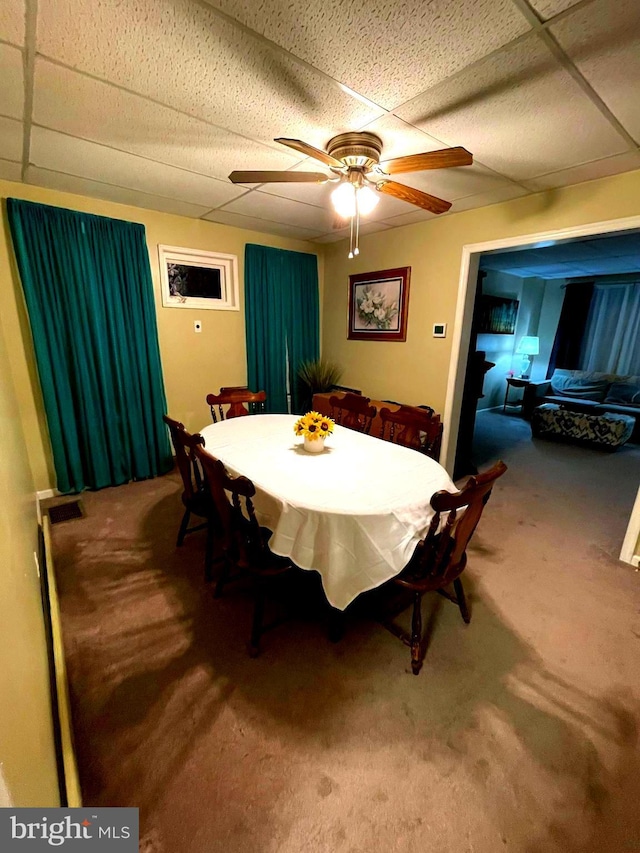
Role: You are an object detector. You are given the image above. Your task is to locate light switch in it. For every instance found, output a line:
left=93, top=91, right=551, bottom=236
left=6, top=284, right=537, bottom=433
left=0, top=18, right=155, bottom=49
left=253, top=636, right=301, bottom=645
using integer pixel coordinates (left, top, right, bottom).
left=194, top=320, right=202, bottom=333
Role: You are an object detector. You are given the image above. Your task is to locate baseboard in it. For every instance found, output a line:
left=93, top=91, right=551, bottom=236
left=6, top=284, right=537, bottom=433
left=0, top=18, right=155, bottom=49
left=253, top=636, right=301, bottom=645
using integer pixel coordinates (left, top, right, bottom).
left=42, top=517, right=82, bottom=807
left=37, top=488, right=59, bottom=501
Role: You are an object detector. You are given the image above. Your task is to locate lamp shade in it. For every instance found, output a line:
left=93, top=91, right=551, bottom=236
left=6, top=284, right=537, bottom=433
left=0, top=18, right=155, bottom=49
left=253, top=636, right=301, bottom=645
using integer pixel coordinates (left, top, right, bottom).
left=516, top=335, right=539, bottom=356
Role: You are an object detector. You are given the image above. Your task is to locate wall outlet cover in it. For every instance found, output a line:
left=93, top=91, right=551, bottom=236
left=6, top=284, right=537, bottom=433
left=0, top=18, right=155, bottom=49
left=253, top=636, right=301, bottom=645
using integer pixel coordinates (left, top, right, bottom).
left=194, top=320, right=202, bottom=333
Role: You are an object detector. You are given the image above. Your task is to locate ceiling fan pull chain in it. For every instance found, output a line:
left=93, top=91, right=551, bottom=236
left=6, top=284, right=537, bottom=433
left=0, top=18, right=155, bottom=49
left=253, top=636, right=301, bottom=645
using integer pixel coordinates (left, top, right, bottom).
left=348, top=211, right=354, bottom=259
left=354, top=194, right=360, bottom=256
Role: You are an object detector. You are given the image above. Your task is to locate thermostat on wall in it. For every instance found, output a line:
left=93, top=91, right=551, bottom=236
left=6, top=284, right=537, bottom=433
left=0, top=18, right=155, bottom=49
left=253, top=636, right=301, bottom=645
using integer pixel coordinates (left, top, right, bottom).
left=433, top=323, right=447, bottom=338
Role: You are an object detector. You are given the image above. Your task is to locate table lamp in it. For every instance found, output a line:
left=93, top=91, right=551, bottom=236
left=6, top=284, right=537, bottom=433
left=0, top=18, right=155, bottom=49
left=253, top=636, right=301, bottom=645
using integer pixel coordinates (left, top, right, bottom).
left=516, top=336, right=539, bottom=379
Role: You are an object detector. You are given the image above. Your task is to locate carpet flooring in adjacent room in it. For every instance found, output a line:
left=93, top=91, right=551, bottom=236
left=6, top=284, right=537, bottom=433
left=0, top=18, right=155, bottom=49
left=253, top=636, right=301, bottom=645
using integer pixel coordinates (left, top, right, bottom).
left=50, top=414, right=640, bottom=853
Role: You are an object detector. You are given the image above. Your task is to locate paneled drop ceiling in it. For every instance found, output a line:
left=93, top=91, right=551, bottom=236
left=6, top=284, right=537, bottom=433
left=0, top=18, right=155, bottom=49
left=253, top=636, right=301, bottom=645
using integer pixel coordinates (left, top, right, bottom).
left=480, top=231, right=640, bottom=277
left=1, top=0, right=640, bottom=241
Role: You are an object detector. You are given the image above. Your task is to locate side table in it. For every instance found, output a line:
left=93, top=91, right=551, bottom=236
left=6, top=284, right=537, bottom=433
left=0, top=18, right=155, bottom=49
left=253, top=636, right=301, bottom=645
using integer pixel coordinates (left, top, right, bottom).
left=503, top=377, right=530, bottom=415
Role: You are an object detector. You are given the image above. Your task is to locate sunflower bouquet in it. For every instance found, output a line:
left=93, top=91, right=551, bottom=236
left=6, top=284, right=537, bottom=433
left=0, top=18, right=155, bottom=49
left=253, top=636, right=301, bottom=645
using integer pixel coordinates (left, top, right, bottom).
left=294, top=410, right=334, bottom=441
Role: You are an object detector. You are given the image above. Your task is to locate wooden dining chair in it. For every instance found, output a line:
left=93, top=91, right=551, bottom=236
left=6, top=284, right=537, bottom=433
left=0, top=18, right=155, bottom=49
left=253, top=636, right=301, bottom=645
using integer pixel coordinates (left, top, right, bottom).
left=329, top=392, right=377, bottom=434
left=206, top=387, right=267, bottom=422
left=163, top=416, right=215, bottom=559
left=194, top=445, right=293, bottom=656
left=384, top=460, right=507, bottom=675
left=378, top=405, right=444, bottom=460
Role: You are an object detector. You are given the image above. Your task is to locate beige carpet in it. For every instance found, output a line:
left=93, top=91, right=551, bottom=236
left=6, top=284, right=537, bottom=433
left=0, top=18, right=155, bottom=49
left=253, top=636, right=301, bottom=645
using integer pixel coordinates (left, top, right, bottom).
left=51, top=413, right=640, bottom=853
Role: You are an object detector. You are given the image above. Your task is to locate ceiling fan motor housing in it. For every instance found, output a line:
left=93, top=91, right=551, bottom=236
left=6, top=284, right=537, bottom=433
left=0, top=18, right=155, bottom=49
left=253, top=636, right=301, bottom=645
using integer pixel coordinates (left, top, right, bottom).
left=327, top=132, right=383, bottom=170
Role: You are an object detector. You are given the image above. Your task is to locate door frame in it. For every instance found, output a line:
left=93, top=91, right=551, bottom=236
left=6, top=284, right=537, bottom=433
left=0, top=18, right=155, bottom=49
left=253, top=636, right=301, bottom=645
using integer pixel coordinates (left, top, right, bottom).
left=440, top=212, right=640, bottom=565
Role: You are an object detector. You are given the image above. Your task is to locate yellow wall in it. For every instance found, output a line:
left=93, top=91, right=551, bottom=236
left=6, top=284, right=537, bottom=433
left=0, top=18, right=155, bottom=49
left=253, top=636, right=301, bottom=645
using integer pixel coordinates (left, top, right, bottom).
left=322, top=168, right=640, bottom=413
left=0, top=179, right=323, bottom=492
left=0, top=302, right=59, bottom=806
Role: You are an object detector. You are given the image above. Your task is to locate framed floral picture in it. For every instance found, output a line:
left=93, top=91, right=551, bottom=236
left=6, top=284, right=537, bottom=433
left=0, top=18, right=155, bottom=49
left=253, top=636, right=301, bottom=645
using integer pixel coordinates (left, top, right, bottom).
left=348, top=267, right=411, bottom=341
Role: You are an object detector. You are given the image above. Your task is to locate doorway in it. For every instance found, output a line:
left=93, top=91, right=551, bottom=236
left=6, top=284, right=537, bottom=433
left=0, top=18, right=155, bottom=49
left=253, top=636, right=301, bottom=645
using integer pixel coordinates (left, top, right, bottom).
left=441, top=214, right=640, bottom=565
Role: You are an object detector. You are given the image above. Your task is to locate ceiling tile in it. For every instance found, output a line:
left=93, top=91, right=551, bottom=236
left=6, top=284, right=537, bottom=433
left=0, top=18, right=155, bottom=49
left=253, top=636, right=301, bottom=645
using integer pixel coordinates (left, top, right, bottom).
left=202, top=209, right=321, bottom=240
left=26, top=166, right=213, bottom=218
left=0, top=0, right=24, bottom=46
left=551, top=0, right=640, bottom=142
left=220, top=190, right=336, bottom=231
left=206, top=0, right=530, bottom=109
left=523, top=151, right=640, bottom=191
left=447, top=184, right=529, bottom=211
left=257, top=161, right=337, bottom=207
left=30, top=127, right=244, bottom=209
left=368, top=191, right=422, bottom=220
left=395, top=35, right=628, bottom=180
left=359, top=114, right=446, bottom=160
left=0, top=116, right=22, bottom=161
left=37, top=0, right=383, bottom=148
left=0, top=158, right=21, bottom=182
left=399, top=162, right=522, bottom=201
left=0, top=44, right=24, bottom=119
left=33, top=60, right=303, bottom=181
left=312, top=221, right=393, bottom=244
left=527, top=0, right=582, bottom=21
left=379, top=209, right=439, bottom=228
left=361, top=114, right=524, bottom=201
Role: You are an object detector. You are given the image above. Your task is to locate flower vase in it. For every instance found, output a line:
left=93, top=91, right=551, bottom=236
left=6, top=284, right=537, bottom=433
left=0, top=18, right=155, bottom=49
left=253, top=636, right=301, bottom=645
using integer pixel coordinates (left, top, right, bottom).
left=303, top=435, right=326, bottom=454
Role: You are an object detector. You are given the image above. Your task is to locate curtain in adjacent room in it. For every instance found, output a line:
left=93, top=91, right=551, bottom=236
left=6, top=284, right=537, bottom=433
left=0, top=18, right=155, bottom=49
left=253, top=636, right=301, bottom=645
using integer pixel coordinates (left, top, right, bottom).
left=7, top=198, right=172, bottom=494
left=245, top=244, right=319, bottom=413
left=580, top=282, right=640, bottom=375
left=546, top=281, right=594, bottom=378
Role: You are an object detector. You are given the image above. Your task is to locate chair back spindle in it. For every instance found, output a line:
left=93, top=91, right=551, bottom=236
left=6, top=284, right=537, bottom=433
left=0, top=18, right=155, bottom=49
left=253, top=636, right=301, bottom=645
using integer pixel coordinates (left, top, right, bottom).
left=163, top=415, right=205, bottom=501
left=206, top=388, right=267, bottom=423
left=194, top=446, right=269, bottom=568
left=329, top=392, right=377, bottom=434
left=401, top=461, right=507, bottom=589
left=379, top=405, right=443, bottom=460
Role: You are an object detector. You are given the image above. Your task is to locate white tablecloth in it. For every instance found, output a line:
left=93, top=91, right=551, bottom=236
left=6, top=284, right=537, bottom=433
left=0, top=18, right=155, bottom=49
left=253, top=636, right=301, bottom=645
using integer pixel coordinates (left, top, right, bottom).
left=200, top=415, right=456, bottom=610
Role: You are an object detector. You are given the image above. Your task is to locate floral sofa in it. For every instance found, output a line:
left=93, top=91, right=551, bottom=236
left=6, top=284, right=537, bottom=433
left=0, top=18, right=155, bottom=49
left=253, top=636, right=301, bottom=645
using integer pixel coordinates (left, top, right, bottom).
left=528, top=368, right=640, bottom=444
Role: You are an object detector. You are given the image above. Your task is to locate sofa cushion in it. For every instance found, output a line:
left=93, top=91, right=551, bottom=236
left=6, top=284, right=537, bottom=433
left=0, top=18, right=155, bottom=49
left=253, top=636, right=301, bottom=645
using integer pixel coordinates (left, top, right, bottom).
left=544, top=395, right=601, bottom=410
left=604, top=381, right=640, bottom=405
left=550, top=371, right=609, bottom=401
left=595, top=403, right=640, bottom=418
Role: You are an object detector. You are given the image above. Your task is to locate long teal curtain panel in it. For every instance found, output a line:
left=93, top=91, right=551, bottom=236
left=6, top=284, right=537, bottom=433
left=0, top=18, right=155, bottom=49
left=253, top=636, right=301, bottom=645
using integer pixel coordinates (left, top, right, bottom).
left=7, top=198, right=172, bottom=493
left=245, top=244, right=319, bottom=413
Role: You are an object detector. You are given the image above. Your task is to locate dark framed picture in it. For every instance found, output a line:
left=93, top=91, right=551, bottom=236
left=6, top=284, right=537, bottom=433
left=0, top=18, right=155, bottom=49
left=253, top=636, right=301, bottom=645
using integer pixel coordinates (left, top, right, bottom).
left=348, top=267, right=411, bottom=342
left=159, top=245, right=239, bottom=311
left=477, top=294, right=519, bottom=334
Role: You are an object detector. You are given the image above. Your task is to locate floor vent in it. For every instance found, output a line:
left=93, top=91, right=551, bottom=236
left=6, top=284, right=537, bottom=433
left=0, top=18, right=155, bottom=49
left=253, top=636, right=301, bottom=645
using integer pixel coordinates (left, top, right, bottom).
left=48, top=500, right=85, bottom=525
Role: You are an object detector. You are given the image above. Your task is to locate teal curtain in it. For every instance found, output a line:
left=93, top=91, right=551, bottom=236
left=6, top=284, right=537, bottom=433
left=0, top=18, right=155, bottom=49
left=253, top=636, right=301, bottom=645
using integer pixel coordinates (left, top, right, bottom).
left=7, top=198, right=172, bottom=494
left=245, top=244, right=319, bottom=413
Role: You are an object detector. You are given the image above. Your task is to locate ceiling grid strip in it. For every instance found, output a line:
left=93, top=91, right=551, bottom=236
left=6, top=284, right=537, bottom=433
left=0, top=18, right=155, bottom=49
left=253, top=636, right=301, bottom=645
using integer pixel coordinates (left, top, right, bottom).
left=21, top=0, right=38, bottom=182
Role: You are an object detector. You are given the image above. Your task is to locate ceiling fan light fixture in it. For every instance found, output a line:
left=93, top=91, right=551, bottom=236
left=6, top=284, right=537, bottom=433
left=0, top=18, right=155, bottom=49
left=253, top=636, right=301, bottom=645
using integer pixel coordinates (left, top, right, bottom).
left=356, top=184, right=379, bottom=215
left=331, top=182, right=379, bottom=219
left=331, top=182, right=356, bottom=218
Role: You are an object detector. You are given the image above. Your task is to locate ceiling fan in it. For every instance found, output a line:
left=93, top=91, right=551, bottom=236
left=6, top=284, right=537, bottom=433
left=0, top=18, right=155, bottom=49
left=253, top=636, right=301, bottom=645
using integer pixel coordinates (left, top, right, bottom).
left=229, top=132, right=472, bottom=257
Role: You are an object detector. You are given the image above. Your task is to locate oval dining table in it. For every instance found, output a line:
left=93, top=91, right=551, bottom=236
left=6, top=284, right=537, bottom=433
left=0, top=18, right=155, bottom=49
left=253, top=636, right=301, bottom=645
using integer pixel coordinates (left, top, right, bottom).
left=199, top=414, right=456, bottom=611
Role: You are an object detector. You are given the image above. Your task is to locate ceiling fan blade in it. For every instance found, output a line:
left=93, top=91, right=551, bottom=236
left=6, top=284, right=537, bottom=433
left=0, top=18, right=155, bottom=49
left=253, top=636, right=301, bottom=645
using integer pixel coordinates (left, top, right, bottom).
left=380, top=147, right=473, bottom=175
left=228, top=170, right=329, bottom=184
left=376, top=180, right=452, bottom=214
left=274, top=137, right=344, bottom=169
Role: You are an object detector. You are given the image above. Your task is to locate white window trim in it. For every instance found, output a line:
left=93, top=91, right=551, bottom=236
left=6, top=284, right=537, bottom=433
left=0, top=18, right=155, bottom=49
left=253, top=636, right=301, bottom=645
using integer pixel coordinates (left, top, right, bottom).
left=158, top=245, right=239, bottom=311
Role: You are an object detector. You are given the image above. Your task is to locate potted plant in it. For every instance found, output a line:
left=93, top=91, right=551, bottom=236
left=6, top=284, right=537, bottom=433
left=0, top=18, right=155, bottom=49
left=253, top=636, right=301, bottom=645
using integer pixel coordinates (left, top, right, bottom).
left=297, top=358, right=343, bottom=413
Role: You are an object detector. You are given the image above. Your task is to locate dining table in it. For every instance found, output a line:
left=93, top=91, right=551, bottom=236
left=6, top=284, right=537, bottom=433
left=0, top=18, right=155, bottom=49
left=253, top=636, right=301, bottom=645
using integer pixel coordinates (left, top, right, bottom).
left=199, top=414, right=457, bottom=611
